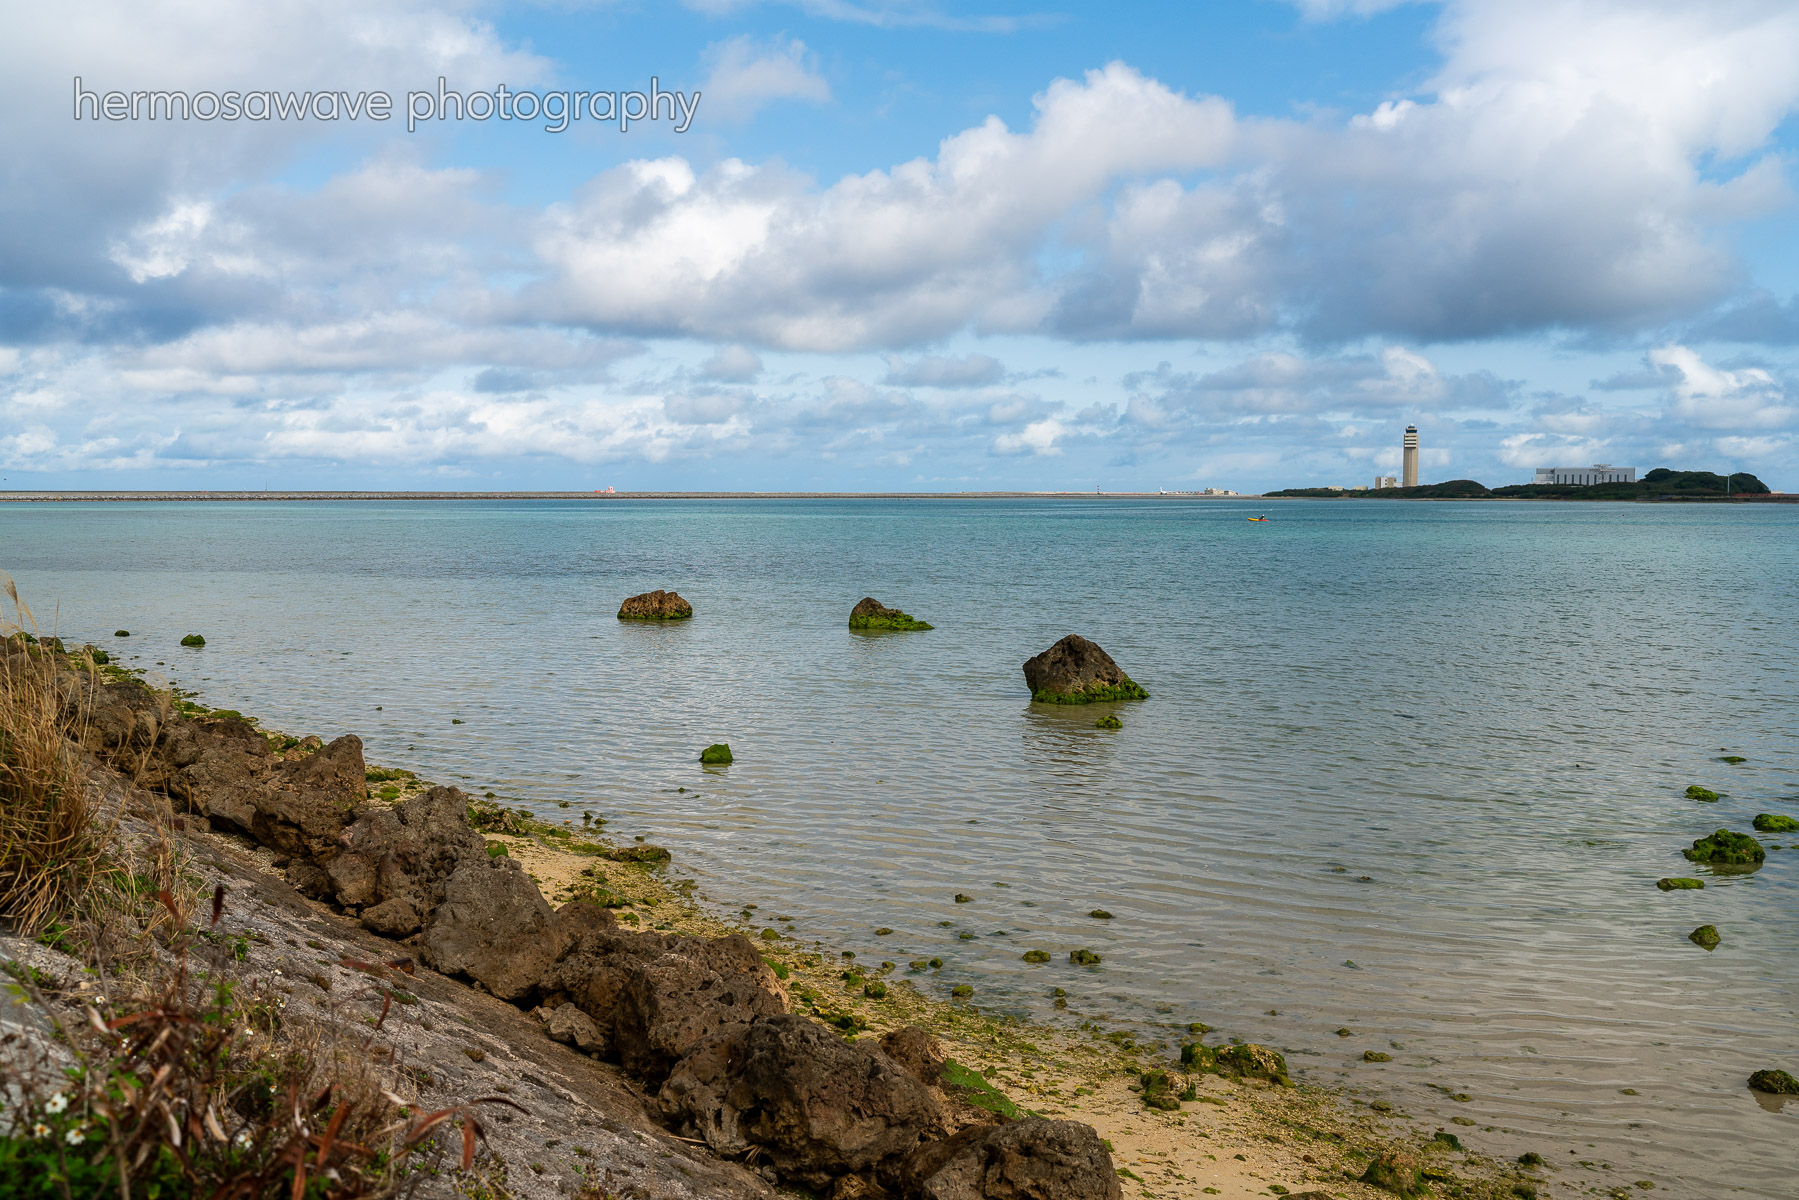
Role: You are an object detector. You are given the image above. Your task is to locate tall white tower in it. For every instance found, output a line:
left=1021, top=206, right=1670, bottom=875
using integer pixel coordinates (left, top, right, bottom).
left=1402, top=425, right=1419, bottom=488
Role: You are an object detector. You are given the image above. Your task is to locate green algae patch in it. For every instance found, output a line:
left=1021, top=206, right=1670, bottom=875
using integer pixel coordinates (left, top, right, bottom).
left=863, top=981, right=888, bottom=999
left=1683, top=829, right=1765, bottom=865
left=849, top=613, right=932, bottom=631
left=1748, top=1068, right=1799, bottom=1095
left=1684, top=784, right=1719, bottom=802
left=485, top=841, right=509, bottom=858
left=180, top=633, right=206, bottom=647
left=1363, top=1050, right=1392, bottom=1063
left=1717, top=755, right=1746, bottom=764
left=1021, top=950, right=1052, bottom=964
left=1360, top=1151, right=1425, bottom=1199
left=1139, top=1070, right=1183, bottom=1111
left=1032, top=679, right=1149, bottom=705
left=1095, top=714, right=1122, bottom=730
left=1656, top=877, right=1704, bottom=891
left=607, top=844, right=672, bottom=864
left=699, top=743, right=733, bottom=765
left=1752, top=813, right=1799, bottom=833
left=950, top=984, right=973, bottom=999
left=1069, top=948, right=1102, bottom=965
left=941, top=1059, right=1022, bottom=1120
left=1182, top=1041, right=1291, bottom=1086
left=1688, top=924, right=1721, bottom=950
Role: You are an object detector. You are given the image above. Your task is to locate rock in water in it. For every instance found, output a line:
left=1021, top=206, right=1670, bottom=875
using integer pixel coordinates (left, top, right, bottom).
left=1022, top=636, right=1148, bottom=704
left=180, top=633, right=206, bottom=647
left=700, top=743, right=733, bottom=765
left=618, top=590, right=694, bottom=620
left=1656, top=877, right=1704, bottom=890
left=848, top=597, right=933, bottom=631
left=1689, top=924, right=1721, bottom=950
left=1748, top=1068, right=1799, bottom=1095
left=1682, top=829, right=1765, bottom=865
left=1752, top=812, right=1799, bottom=833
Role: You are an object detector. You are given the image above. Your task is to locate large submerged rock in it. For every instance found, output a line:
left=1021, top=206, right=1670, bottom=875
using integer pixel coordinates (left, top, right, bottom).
left=849, top=597, right=933, bottom=631
left=1021, top=636, right=1147, bottom=705
left=619, top=590, right=694, bottom=620
left=1682, top=828, right=1765, bottom=866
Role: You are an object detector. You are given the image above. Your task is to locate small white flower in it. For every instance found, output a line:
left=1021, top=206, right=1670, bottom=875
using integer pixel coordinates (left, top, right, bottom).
left=65, top=1128, right=84, bottom=1145
left=32, top=1122, right=50, bottom=1138
left=235, top=1131, right=253, bottom=1149
left=44, top=1093, right=68, bottom=1114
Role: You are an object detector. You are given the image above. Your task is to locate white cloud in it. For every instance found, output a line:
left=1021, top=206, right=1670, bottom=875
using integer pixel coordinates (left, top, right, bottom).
left=1649, top=344, right=1795, bottom=429
left=699, top=35, right=831, bottom=121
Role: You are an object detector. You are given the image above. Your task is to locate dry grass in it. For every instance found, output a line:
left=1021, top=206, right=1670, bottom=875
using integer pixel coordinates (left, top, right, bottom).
left=0, top=575, right=122, bottom=938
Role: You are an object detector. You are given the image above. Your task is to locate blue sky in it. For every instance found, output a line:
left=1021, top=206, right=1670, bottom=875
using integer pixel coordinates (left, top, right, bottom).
left=2, top=0, right=1798, bottom=492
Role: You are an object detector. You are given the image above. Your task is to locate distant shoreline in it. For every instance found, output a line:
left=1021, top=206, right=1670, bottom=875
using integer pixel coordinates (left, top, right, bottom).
left=0, top=490, right=1257, bottom=502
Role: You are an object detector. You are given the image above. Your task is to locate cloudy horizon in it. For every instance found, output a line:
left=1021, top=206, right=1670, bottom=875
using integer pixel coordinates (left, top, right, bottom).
left=2, top=0, right=1797, bottom=492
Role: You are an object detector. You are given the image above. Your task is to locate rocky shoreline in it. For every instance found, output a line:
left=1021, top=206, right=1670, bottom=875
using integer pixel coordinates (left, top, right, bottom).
left=2, top=635, right=1586, bottom=1200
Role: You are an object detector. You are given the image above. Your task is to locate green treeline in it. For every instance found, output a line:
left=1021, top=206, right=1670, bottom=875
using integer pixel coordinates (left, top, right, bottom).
left=1267, top=469, right=1771, bottom=500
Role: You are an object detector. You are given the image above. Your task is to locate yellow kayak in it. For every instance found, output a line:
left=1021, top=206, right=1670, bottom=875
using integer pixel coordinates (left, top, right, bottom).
left=1248, top=516, right=1269, bottom=522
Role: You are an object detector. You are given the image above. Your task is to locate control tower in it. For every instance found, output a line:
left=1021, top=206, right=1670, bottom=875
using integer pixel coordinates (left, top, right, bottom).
left=1402, top=425, right=1419, bottom=488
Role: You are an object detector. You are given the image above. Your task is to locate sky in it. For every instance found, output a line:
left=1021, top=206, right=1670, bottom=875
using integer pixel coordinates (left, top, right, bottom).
left=2, top=0, right=1798, bottom=493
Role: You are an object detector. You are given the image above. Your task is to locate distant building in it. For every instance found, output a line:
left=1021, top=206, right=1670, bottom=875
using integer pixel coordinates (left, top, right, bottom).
left=1402, top=426, right=1419, bottom=488
left=1374, top=475, right=1398, bottom=490
left=1533, top=464, right=1636, bottom=486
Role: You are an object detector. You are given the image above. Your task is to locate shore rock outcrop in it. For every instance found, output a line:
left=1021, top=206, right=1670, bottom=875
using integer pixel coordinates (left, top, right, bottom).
left=899, top=1118, right=1123, bottom=1200
left=545, top=928, right=788, bottom=1084
left=422, top=855, right=572, bottom=1000
left=1021, top=637, right=1147, bottom=705
left=849, top=598, right=933, bottom=631
left=619, top=590, right=694, bottom=620
left=327, top=785, right=490, bottom=935
left=161, top=721, right=366, bottom=859
left=661, top=1014, right=946, bottom=1188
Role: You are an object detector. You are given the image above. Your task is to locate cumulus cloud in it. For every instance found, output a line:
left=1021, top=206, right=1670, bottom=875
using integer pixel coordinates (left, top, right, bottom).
left=882, top=352, right=1005, bottom=387
left=1649, top=344, right=1795, bottom=429
left=699, top=35, right=831, bottom=121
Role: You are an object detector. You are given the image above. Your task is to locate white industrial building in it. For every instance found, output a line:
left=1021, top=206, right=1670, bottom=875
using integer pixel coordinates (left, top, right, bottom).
left=1532, top=464, right=1636, bottom=485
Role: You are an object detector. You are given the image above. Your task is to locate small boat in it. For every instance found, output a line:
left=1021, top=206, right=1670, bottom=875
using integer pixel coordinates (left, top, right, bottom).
left=1247, top=515, right=1269, bottom=522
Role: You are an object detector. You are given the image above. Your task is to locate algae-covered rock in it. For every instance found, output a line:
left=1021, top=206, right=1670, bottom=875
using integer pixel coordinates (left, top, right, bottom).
left=1095, top=714, right=1122, bottom=730
left=180, top=633, right=206, bottom=647
left=1363, top=1050, right=1392, bottom=1063
left=1752, top=813, right=1799, bottom=833
left=1682, top=829, right=1764, bottom=865
left=1685, top=784, right=1718, bottom=802
left=608, top=843, right=672, bottom=863
left=1022, top=635, right=1148, bottom=704
left=1688, top=924, right=1721, bottom=950
left=1089, top=909, right=1113, bottom=920
left=951, top=984, right=973, bottom=998
left=1656, top=877, right=1704, bottom=891
left=1748, top=1068, right=1799, bottom=1095
left=1360, top=1150, right=1424, bottom=1198
left=618, top=589, right=693, bottom=620
left=699, top=743, right=733, bottom=765
left=1069, top=948, right=1101, bottom=965
left=848, top=597, right=932, bottom=631
left=113, top=629, right=129, bottom=637
left=1181, top=1041, right=1290, bottom=1086
left=1139, top=1070, right=1182, bottom=1111
left=1021, top=950, right=1051, bottom=964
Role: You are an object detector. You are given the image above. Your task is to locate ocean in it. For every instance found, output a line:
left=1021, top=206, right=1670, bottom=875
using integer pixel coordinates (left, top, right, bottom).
left=4, top=496, right=1794, bottom=1193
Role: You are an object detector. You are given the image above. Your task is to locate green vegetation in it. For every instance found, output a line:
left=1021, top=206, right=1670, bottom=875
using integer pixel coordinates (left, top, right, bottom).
left=1094, top=714, right=1122, bottom=729
left=698, top=743, right=733, bottom=765
left=1268, top=468, right=1772, bottom=502
left=179, top=633, right=206, bottom=647
left=1688, top=924, right=1721, bottom=950
left=1021, top=950, right=1052, bottom=963
left=1089, top=909, right=1113, bottom=919
left=848, top=609, right=933, bottom=631
left=1752, top=813, right=1799, bottom=833
left=1032, top=679, right=1149, bottom=705
left=1364, top=1050, right=1392, bottom=1063
left=1656, top=877, right=1704, bottom=890
left=1139, top=1069, right=1183, bottom=1111
left=1069, top=948, right=1102, bottom=965
left=1718, top=755, right=1746, bottom=764
left=1685, top=785, right=1719, bottom=802
left=1181, top=1041, right=1292, bottom=1086
left=1682, top=829, right=1765, bottom=865
left=940, top=1060, right=1022, bottom=1119
left=950, top=984, right=973, bottom=998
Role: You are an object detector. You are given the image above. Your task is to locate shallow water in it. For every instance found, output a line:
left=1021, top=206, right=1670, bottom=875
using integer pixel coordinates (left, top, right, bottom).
left=5, top=497, right=1795, bottom=1194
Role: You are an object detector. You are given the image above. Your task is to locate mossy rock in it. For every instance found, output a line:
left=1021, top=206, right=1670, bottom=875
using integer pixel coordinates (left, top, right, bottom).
left=760, top=928, right=781, bottom=941
left=113, top=629, right=130, bottom=637
left=1688, top=925, right=1721, bottom=950
left=1682, top=829, right=1764, bottom=865
left=180, top=633, right=206, bottom=647
left=1718, top=755, right=1746, bottom=764
left=864, top=981, right=888, bottom=999
left=1021, top=950, right=1052, bottom=964
left=88, top=648, right=111, bottom=664
left=1182, top=1041, right=1290, bottom=1086
left=1655, top=877, right=1704, bottom=891
left=1095, top=714, right=1122, bottom=730
left=607, top=844, right=672, bottom=863
left=1432, top=1131, right=1463, bottom=1152
left=699, top=743, right=733, bottom=765
left=1089, top=909, right=1113, bottom=919
left=1139, top=1070, right=1182, bottom=1110
left=1684, top=784, right=1718, bottom=802
left=941, top=1060, right=1021, bottom=1119
left=1363, top=1050, right=1392, bottom=1063
left=1361, top=1150, right=1424, bottom=1198
left=618, top=589, right=693, bottom=620
left=1752, top=813, right=1799, bottom=833
left=1748, top=1068, right=1799, bottom=1095
left=1069, top=948, right=1102, bottom=965
left=953, top=893, right=972, bottom=903
left=874, top=927, right=893, bottom=936
left=848, top=597, right=932, bottom=631
left=950, top=984, right=973, bottom=998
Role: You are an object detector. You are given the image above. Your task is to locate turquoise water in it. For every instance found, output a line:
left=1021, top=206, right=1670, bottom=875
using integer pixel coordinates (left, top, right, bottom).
left=5, top=497, right=1796, bottom=1193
